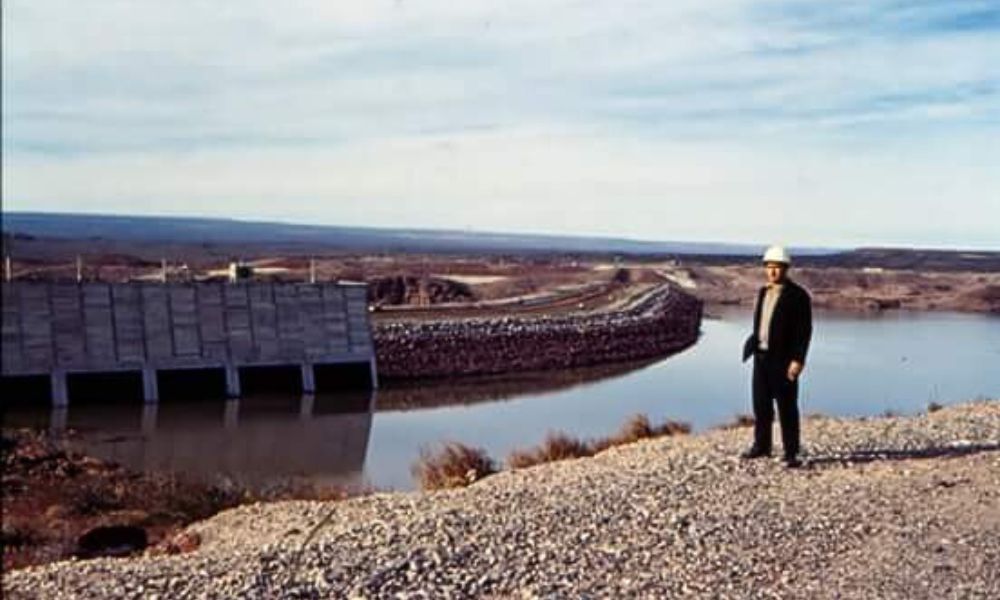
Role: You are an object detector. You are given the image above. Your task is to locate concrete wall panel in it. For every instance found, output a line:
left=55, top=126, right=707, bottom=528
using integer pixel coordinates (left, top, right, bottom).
left=142, top=285, right=173, bottom=360
left=112, top=284, right=145, bottom=363
left=51, top=284, right=85, bottom=366
left=2, top=282, right=373, bottom=378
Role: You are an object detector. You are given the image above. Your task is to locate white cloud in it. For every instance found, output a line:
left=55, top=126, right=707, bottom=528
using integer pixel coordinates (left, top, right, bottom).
left=3, top=0, right=999, bottom=248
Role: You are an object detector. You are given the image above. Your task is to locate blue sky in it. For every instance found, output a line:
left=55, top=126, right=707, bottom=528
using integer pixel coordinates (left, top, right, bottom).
left=3, top=0, right=999, bottom=248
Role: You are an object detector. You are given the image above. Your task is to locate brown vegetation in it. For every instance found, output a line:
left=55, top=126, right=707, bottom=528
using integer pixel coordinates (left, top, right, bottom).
left=411, top=442, right=498, bottom=490
left=511, top=415, right=692, bottom=469
left=1, top=429, right=246, bottom=570
left=593, top=414, right=691, bottom=452
left=686, top=264, right=1000, bottom=314
left=508, top=432, right=593, bottom=468
left=412, top=415, right=691, bottom=491
left=717, top=414, right=756, bottom=430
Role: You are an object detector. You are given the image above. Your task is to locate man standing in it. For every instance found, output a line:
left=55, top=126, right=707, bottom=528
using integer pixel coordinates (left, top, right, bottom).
left=741, top=245, right=813, bottom=467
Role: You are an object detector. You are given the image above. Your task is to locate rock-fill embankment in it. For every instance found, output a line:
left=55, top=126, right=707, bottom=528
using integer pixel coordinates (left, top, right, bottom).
left=373, top=284, right=702, bottom=379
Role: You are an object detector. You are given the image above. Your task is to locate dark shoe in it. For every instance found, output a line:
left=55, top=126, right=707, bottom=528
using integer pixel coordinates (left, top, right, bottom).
left=784, top=456, right=802, bottom=468
left=740, top=447, right=771, bottom=460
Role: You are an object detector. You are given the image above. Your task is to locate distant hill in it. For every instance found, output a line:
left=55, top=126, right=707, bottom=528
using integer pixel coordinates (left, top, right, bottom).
left=1, top=212, right=801, bottom=257
left=808, top=247, right=1000, bottom=272
left=5, top=212, right=995, bottom=271
left=652, top=248, right=1000, bottom=273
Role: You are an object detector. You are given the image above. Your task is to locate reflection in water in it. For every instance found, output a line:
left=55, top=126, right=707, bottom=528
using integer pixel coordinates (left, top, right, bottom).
left=363, top=309, right=1000, bottom=490
left=3, top=391, right=376, bottom=491
left=3, top=310, right=998, bottom=492
left=375, top=357, right=663, bottom=411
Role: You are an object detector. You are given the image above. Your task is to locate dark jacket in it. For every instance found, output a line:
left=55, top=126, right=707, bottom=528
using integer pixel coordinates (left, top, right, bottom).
left=742, top=279, right=812, bottom=364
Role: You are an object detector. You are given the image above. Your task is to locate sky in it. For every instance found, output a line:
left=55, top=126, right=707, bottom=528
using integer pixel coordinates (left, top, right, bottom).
left=3, top=0, right=999, bottom=249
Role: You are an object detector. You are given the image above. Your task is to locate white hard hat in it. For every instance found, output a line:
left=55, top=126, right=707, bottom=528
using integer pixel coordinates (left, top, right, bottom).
left=762, top=245, right=791, bottom=264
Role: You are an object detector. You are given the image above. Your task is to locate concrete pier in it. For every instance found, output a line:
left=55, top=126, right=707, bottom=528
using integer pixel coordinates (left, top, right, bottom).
left=50, top=370, right=69, bottom=407
left=301, top=363, right=316, bottom=394
left=142, top=368, right=159, bottom=404
left=225, top=363, right=242, bottom=398
left=1, top=281, right=377, bottom=405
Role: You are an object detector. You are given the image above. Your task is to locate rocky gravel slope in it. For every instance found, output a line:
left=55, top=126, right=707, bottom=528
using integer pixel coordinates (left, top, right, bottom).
left=375, top=283, right=702, bottom=378
left=4, top=401, right=998, bottom=599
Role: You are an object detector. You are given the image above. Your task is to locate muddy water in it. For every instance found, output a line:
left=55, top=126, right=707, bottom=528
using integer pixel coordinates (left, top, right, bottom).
left=4, top=310, right=998, bottom=491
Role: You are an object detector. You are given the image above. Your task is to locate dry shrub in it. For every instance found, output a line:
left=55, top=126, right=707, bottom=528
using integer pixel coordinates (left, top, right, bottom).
left=927, top=402, right=944, bottom=413
left=593, top=415, right=690, bottom=452
left=718, top=414, right=755, bottom=430
left=538, top=432, right=593, bottom=462
left=591, top=417, right=644, bottom=454
left=509, top=432, right=594, bottom=469
left=509, top=416, right=691, bottom=469
left=412, top=442, right=497, bottom=490
left=653, top=420, right=692, bottom=436
left=506, top=448, right=541, bottom=469
left=617, top=414, right=655, bottom=442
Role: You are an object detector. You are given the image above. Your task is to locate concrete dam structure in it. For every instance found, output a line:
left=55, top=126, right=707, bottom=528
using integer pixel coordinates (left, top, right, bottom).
left=1, top=281, right=377, bottom=406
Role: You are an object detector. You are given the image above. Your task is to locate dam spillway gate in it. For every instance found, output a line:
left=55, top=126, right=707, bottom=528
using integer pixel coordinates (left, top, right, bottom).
left=1, top=281, right=377, bottom=406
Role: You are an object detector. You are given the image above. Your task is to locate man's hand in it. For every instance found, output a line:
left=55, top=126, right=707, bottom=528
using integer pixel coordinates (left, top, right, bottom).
left=787, top=360, right=804, bottom=381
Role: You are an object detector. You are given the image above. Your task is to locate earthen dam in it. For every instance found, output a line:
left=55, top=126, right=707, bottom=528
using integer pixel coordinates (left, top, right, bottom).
left=373, top=283, right=703, bottom=379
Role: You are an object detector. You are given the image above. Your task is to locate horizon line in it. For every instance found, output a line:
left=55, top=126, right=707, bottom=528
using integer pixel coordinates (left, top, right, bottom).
left=4, top=209, right=999, bottom=254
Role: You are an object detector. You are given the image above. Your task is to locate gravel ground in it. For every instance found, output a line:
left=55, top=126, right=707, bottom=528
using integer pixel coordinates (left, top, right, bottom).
left=4, top=400, right=998, bottom=599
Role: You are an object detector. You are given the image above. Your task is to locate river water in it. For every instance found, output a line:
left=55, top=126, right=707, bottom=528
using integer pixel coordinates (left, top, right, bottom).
left=4, top=309, right=999, bottom=491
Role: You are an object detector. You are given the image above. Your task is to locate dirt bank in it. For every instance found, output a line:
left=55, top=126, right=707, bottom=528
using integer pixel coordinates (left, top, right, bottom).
left=0, top=431, right=355, bottom=572
left=680, top=265, right=1000, bottom=313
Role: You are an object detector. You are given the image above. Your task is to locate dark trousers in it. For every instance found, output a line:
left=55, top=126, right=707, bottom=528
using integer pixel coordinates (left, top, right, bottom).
left=752, top=352, right=800, bottom=458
